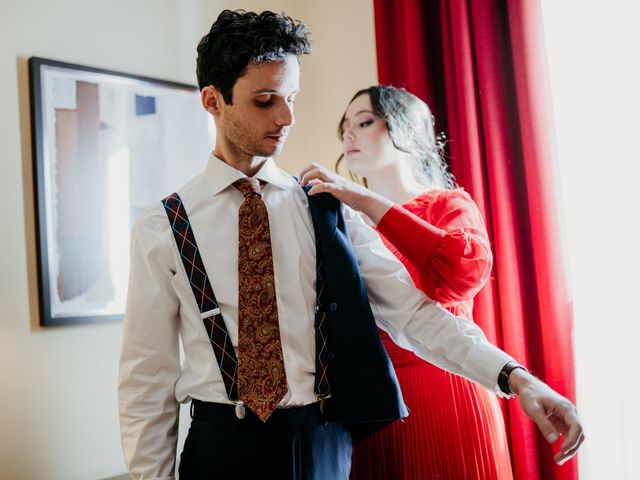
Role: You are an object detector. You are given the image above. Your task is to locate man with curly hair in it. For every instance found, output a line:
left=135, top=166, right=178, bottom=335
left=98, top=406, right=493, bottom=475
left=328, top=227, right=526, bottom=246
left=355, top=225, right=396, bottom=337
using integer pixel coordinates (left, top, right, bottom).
left=118, top=9, right=583, bottom=480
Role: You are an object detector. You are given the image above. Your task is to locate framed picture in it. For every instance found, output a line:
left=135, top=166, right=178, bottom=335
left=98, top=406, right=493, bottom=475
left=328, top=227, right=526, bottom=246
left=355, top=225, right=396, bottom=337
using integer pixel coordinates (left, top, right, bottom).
left=29, top=57, right=214, bottom=326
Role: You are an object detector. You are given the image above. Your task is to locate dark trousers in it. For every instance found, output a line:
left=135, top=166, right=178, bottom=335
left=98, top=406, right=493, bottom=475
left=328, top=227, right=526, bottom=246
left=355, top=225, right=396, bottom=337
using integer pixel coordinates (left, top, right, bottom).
left=178, top=400, right=352, bottom=480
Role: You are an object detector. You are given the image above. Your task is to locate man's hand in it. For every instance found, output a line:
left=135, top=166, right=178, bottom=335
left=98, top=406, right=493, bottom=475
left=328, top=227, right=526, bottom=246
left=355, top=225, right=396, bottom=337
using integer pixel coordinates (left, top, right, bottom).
left=509, top=369, right=585, bottom=465
left=298, top=163, right=393, bottom=224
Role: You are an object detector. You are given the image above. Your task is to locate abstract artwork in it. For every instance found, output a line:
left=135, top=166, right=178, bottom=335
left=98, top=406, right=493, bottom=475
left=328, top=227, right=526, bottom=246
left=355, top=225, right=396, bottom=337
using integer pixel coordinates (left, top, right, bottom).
left=29, top=57, right=214, bottom=326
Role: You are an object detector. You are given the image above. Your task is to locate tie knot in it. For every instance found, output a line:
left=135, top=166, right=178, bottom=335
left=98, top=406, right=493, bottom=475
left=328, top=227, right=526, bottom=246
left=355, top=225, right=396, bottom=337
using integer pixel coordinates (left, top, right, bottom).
left=233, top=178, right=262, bottom=197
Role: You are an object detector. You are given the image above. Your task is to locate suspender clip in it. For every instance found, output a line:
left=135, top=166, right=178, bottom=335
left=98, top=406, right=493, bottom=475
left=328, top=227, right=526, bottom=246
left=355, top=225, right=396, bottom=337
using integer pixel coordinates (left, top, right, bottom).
left=200, top=307, right=221, bottom=319
left=318, top=394, right=331, bottom=425
left=234, top=401, right=246, bottom=420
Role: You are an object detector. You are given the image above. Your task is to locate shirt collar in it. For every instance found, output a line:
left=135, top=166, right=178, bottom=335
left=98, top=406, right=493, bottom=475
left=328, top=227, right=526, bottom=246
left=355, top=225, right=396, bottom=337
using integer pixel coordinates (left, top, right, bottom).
left=204, top=153, right=291, bottom=195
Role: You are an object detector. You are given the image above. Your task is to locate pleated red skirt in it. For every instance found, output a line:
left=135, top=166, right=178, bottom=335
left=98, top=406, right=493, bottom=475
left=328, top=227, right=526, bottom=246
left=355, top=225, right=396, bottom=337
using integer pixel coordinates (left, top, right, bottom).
left=350, top=332, right=514, bottom=480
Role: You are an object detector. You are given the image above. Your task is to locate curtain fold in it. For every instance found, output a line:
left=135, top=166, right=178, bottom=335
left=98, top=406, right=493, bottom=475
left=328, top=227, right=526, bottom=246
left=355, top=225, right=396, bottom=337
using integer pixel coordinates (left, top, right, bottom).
left=373, top=1, right=577, bottom=479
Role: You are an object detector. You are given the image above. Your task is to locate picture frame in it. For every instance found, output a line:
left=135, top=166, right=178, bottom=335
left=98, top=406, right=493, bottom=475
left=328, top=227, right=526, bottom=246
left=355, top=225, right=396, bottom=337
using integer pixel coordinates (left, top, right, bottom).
left=29, top=57, right=214, bottom=326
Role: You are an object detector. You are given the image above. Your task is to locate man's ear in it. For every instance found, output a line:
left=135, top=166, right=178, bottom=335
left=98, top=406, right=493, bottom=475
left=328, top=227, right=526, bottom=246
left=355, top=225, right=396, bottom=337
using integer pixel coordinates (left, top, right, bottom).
left=201, top=86, right=223, bottom=117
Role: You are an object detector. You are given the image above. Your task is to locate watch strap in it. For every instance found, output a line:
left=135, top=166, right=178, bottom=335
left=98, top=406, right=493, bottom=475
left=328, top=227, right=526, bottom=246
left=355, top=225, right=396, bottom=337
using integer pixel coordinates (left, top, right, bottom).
left=498, top=361, right=528, bottom=396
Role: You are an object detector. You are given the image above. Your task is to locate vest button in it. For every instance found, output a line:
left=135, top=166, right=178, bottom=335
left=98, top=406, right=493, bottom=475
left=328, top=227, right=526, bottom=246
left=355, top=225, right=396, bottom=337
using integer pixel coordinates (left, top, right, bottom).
left=327, top=351, right=335, bottom=360
left=329, top=302, right=338, bottom=311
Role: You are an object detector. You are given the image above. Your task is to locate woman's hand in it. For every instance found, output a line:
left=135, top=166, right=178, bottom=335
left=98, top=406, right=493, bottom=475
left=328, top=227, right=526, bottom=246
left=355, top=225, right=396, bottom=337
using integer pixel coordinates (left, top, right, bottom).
left=298, top=163, right=394, bottom=224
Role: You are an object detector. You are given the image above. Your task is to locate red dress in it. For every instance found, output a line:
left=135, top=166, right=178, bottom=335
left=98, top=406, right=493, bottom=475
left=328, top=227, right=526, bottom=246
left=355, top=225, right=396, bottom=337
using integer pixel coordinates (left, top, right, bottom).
left=350, top=189, right=514, bottom=480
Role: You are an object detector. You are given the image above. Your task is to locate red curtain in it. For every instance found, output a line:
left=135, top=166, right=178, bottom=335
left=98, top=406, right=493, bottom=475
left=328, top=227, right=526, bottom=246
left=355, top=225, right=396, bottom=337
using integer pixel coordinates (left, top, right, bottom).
left=373, top=1, right=577, bottom=479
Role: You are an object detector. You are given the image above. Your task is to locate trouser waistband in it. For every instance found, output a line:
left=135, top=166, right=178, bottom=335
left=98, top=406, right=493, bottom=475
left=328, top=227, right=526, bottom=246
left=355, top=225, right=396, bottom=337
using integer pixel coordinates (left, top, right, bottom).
left=191, top=399, right=323, bottom=426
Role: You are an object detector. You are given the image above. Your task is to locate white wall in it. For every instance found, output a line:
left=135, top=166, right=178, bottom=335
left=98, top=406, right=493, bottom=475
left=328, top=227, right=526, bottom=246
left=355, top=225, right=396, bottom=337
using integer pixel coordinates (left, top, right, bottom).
left=278, top=0, right=379, bottom=173
left=541, top=1, right=640, bottom=479
left=0, top=0, right=377, bottom=478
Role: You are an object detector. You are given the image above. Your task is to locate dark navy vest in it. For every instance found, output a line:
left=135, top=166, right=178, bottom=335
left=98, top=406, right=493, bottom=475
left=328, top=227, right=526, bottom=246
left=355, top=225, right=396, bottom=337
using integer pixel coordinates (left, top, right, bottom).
left=304, top=189, right=408, bottom=438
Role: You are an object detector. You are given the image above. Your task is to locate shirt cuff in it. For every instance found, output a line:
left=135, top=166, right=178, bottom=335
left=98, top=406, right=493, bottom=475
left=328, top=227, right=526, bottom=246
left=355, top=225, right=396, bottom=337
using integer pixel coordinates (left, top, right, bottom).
left=460, top=342, right=516, bottom=398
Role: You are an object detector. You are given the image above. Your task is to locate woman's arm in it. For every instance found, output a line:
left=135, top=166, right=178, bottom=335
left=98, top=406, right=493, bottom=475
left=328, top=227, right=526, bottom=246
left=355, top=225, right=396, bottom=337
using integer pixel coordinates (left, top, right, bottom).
left=298, top=163, right=394, bottom=223
left=299, top=164, right=493, bottom=305
left=377, top=189, right=493, bottom=305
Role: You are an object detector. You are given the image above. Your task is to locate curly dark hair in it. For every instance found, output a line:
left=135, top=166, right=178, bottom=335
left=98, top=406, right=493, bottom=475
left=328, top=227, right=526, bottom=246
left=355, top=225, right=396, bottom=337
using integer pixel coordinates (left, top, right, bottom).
left=336, top=85, right=456, bottom=190
left=196, top=9, right=312, bottom=104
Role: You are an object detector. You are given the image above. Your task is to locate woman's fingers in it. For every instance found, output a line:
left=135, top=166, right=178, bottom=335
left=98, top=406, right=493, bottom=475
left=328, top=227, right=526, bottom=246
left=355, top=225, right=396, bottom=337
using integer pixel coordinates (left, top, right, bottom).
left=298, top=162, right=323, bottom=176
left=307, top=182, right=333, bottom=196
left=299, top=163, right=333, bottom=186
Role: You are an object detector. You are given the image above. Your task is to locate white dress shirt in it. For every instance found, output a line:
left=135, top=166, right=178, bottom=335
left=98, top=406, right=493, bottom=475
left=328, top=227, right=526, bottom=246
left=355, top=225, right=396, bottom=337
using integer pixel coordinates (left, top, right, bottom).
left=118, top=154, right=514, bottom=480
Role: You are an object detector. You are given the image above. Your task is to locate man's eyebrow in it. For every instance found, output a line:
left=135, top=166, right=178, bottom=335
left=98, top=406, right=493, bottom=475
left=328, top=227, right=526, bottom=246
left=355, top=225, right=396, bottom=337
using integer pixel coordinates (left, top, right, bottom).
left=252, top=88, right=300, bottom=95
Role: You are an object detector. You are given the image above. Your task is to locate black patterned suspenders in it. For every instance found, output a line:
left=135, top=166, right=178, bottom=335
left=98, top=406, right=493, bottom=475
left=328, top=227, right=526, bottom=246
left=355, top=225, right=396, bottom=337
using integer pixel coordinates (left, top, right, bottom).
left=162, top=192, right=330, bottom=417
left=162, top=193, right=239, bottom=403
